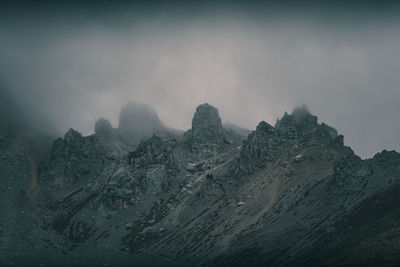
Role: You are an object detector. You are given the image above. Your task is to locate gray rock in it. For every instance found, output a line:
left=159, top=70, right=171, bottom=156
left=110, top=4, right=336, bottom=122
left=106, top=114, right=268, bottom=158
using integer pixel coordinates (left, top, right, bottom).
left=184, top=103, right=224, bottom=159
left=118, top=102, right=165, bottom=139
left=238, top=121, right=280, bottom=173
left=40, top=128, right=105, bottom=187
left=95, top=118, right=113, bottom=135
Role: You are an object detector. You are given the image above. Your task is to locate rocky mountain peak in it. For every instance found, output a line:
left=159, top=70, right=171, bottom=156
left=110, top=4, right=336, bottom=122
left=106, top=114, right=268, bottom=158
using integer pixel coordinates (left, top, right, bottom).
left=192, top=103, right=222, bottom=131
left=373, top=149, right=400, bottom=164
left=118, top=102, right=164, bottom=138
left=128, top=134, right=176, bottom=171
left=255, top=120, right=275, bottom=134
left=238, top=121, right=280, bottom=173
left=292, top=104, right=312, bottom=117
left=274, top=105, right=339, bottom=144
left=64, top=128, right=83, bottom=144
left=95, top=118, right=113, bottom=134
left=94, top=118, right=116, bottom=143
left=237, top=107, right=342, bottom=175
left=41, top=128, right=104, bottom=187
left=275, top=105, right=318, bottom=132
left=185, top=103, right=224, bottom=159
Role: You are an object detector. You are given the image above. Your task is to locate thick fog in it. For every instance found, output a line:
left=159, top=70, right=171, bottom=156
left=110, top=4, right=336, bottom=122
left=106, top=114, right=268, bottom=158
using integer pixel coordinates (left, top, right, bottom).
left=1, top=2, right=400, bottom=158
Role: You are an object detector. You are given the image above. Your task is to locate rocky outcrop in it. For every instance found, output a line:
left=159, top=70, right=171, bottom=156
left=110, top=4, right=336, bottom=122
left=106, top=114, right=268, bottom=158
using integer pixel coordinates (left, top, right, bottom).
left=128, top=134, right=177, bottom=175
left=238, top=121, right=280, bottom=173
left=184, top=103, right=225, bottom=159
left=94, top=118, right=117, bottom=144
left=89, top=135, right=179, bottom=213
left=333, top=149, right=400, bottom=194
left=40, top=128, right=105, bottom=187
left=95, top=118, right=113, bottom=134
left=237, top=106, right=341, bottom=175
left=275, top=105, right=338, bottom=145
left=118, top=102, right=165, bottom=139
left=275, top=105, right=318, bottom=135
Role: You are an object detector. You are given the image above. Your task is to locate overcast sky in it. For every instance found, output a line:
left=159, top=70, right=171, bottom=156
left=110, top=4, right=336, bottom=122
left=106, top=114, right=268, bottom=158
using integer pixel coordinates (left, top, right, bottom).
left=0, top=1, right=399, bottom=158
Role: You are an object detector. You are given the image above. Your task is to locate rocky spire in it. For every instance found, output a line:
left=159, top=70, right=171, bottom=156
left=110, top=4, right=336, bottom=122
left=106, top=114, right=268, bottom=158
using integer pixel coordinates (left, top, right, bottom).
left=41, top=128, right=104, bottom=187
left=275, top=105, right=318, bottom=136
left=238, top=121, right=280, bottom=173
left=94, top=118, right=116, bottom=142
left=118, top=102, right=164, bottom=138
left=95, top=118, right=113, bottom=135
left=274, top=105, right=338, bottom=142
left=185, top=103, right=224, bottom=159
left=64, top=128, right=83, bottom=144
left=236, top=106, right=342, bottom=175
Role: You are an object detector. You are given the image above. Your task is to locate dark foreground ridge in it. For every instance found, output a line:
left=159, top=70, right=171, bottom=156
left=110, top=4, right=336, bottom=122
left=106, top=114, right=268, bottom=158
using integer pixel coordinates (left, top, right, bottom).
left=1, top=98, right=400, bottom=266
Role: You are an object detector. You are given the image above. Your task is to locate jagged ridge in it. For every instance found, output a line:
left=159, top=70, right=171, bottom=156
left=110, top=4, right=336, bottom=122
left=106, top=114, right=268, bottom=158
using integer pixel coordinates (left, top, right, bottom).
left=1, top=102, right=400, bottom=267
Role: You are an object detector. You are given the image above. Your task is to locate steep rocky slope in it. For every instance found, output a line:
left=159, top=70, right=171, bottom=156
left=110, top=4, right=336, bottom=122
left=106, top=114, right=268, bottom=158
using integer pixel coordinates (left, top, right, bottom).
left=1, top=98, right=400, bottom=267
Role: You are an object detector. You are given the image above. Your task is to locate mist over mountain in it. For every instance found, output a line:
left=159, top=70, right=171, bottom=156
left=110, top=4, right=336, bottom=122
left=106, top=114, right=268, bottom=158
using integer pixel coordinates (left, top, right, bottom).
left=118, top=102, right=166, bottom=139
left=1, top=88, right=400, bottom=266
left=1, top=1, right=400, bottom=266
left=1, top=1, right=400, bottom=158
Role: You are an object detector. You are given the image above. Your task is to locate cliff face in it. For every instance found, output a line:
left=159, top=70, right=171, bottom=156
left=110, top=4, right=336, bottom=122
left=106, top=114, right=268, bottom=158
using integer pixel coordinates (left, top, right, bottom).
left=2, top=102, right=400, bottom=267
left=184, top=103, right=225, bottom=159
left=40, top=128, right=105, bottom=187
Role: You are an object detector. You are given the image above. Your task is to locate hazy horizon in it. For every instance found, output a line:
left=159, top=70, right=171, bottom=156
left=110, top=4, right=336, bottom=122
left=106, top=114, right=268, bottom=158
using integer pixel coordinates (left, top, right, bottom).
left=1, top=1, right=400, bottom=158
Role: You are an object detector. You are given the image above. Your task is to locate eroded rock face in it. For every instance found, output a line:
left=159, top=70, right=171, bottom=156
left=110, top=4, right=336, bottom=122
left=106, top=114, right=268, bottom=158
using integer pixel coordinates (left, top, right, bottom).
left=275, top=105, right=318, bottom=133
left=275, top=105, right=338, bottom=145
left=238, top=121, right=280, bottom=173
left=40, top=128, right=104, bottom=187
left=185, top=103, right=224, bottom=159
left=94, top=118, right=117, bottom=143
left=237, top=106, right=341, bottom=175
left=128, top=135, right=177, bottom=175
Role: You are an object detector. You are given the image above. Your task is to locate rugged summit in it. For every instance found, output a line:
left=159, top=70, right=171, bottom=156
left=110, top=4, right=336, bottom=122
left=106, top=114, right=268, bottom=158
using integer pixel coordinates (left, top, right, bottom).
left=40, top=128, right=104, bottom=187
left=275, top=104, right=338, bottom=141
left=2, top=101, right=400, bottom=267
left=184, top=103, right=225, bottom=159
left=128, top=135, right=176, bottom=171
left=118, top=102, right=165, bottom=139
left=238, top=121, right=279, bottom=173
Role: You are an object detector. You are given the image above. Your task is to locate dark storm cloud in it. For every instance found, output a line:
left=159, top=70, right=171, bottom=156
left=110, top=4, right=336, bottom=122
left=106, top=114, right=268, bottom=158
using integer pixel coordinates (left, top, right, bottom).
left=0, top=1, right=399, bottom=158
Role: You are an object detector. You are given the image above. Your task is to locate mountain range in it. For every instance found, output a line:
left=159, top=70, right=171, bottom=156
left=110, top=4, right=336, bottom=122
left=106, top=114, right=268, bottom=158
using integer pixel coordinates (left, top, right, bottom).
left=1, top=91, right=400, bottom=267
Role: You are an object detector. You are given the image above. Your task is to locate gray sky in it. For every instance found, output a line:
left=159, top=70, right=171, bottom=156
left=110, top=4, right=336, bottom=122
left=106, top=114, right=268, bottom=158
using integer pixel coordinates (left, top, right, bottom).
left=0, top=1, right=400, bottom=158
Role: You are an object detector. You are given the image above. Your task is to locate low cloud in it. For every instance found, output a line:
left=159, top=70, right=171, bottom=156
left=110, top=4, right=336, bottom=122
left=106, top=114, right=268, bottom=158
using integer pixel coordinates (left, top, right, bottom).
left=0, top=3, right=399, bottom=158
